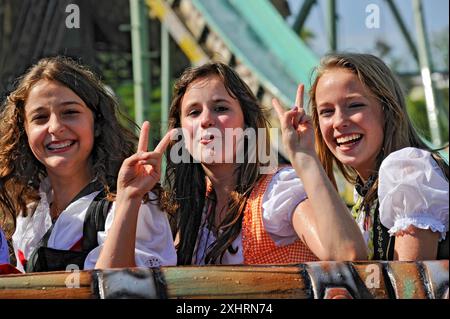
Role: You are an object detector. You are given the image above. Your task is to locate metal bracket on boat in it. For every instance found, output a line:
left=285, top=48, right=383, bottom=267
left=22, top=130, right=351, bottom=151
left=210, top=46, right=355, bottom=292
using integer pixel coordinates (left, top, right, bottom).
left=305, top=262, right=373, bottom=299
left=420, top=261, right=449, bottom=299
left=91, top=267, right=167, bottom=299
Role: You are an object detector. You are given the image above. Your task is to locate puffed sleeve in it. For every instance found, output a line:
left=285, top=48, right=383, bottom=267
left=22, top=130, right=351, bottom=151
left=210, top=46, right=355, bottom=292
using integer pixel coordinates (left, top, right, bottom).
left=261, top=167, right=307, bottom=246
left=84, top=192, right=177, bottom=269
left=378, top=147, right=449, bottom=240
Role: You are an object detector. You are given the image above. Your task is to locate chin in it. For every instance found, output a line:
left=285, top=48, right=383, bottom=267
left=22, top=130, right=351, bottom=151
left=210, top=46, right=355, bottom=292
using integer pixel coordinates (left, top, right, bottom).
left=44, top=160, right=73, bottom=171
left=334, top=155, right=359, bottom=168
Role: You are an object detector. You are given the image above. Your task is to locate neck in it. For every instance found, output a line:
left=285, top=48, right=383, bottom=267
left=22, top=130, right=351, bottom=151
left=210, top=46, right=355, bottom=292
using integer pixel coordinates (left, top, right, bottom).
left=358, top=174, right=368, bottom=184
left=202, top=163, right=238, bottom=199
left=355, top=157, right=379, bottom=183
left=357, top=170, right=376, bottom=184
left=47, top=168, right=93, bottom=216
left=202, top=163, right=238, bottom=228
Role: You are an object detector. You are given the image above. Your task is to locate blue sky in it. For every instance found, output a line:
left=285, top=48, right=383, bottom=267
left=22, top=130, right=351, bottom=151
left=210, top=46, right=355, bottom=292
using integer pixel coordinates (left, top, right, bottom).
left=286, top=0, right=449, bottom=72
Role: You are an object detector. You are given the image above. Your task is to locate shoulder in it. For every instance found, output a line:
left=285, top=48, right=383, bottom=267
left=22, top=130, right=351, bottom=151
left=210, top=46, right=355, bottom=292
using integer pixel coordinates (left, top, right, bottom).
left=378, top=147, right=449, bottom=238
left=257, top=166, right=306, bottom=201
left=379, top=147, right=447, bottom=189
left=379, top=146, right=448, bottom=192
left=381, top=147, right=428, bottom=163
left=266, top=166, right=300, bottom=187
left=258, top=166, right=306, bottom=245
left=380, top=147, right=442, bottom=173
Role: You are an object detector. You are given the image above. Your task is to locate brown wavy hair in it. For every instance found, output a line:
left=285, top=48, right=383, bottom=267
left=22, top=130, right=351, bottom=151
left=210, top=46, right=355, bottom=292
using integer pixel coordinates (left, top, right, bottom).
left=309, top=53, right=449, bottom=206
left=161, top=62, right=271, bottom=265
left=0, top=56, right=138, bottom=236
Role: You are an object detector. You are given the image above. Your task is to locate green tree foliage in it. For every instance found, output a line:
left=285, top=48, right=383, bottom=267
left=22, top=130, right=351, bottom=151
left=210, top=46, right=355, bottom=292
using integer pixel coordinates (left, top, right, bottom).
left=115, top=81, right=164, bottom=147
left=431, top=28, right=449, bottom=71
left=406, top=90, right=449, bottom=145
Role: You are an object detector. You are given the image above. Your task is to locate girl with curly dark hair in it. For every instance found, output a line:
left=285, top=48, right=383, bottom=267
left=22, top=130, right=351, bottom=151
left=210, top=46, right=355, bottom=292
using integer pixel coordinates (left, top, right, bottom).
left=0, top=56, right=176, bottom=272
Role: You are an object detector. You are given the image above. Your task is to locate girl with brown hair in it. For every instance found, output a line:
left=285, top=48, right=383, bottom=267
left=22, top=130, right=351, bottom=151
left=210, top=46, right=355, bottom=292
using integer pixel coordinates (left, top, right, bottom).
left=0, top=56, right=176, bottom=272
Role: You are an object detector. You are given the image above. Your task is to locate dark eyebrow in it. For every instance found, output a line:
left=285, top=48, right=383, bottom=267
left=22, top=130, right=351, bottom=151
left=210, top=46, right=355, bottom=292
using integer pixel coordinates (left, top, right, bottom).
left=59, top=100, right=84, bottom=107
left=27, top=106, right=45, bottom=114
left=212, top=97, right=232, bottom=104
left=183, top=97, right=232, bottom=110
left=27, top=101, right=83, bottom=114
left=184, top=101, right=200, bottom=109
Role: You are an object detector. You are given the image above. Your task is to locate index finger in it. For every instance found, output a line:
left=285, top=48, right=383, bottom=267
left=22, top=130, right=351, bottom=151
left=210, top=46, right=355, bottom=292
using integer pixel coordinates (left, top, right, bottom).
left=271, top=98, right=286, bottom=120
left=154, top=129, right=176, bottom=154
left=137, top=121, right=150, bottom=152
left=295, top=84, right=305, bottom=109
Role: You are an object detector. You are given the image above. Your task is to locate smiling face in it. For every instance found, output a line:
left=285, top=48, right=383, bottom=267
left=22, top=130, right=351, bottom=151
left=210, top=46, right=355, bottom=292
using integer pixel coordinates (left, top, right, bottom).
left=180, top=75, right=245, bottom=164
left=315, top=68, right=385, bottom=179
left=24, top=79, right=95, bottom=179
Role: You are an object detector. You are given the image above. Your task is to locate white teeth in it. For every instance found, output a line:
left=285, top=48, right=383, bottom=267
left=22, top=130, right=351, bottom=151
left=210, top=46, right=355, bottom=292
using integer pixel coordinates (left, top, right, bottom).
left=47, top=141, right=73, bottom=150
left=336, top=134, right=361, bottom=144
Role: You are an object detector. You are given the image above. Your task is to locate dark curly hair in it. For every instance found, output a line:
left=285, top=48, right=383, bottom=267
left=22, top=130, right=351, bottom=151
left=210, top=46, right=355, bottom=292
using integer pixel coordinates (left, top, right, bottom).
left=0, top=56, right=138, bottom=236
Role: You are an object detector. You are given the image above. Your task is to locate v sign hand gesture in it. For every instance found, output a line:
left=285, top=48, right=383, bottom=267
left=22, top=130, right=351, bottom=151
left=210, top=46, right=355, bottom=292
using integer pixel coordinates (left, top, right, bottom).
left=272, top=84, right=315, bottom=161
left=96, top=122, right=176, bottom=269
left=117, top=121, right=173, bottom=200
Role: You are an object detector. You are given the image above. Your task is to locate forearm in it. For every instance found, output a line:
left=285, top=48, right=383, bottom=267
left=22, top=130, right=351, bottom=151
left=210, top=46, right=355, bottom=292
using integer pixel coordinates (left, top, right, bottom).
left=292, top=153, right=367, bottom=260
left=394, top=228, right=439, bottom=261
left=95, top=193, right=141, bottom=269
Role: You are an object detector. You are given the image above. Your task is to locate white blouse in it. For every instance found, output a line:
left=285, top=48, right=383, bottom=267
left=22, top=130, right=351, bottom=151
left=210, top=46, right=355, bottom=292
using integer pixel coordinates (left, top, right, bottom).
left=378, top=147, right=449, bottom=240
left=12, top=178, right=176, bottom=272
left=0, top=228, right=9, bottom=264
left=193, top=167, right=307, bottom=264
left=85, top=192, right=177, bottom=268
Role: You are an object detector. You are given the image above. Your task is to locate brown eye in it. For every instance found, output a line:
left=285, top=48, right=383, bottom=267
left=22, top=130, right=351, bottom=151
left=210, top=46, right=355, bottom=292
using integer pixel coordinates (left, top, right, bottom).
left=32, top=114, right=48, bottom=122
left=215, top=105, right=228, bottom=112
left=188, top=110, right=200, bottom=116
left=63, top=109, right=79, bottom=115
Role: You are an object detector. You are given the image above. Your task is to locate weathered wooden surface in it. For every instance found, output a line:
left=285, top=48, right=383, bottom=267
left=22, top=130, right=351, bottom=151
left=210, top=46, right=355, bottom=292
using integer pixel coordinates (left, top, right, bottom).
left=163, top=265, right=311, bottom=299
left=0, top=271, right=93, bottom=299
left=0, top=261, right=448, bottom=299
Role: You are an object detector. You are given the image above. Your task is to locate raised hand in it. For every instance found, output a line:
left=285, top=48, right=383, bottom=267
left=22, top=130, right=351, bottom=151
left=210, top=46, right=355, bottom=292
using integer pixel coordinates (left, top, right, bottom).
left=117, top=121, right=173, bottom=200
left=272, top=84, right=315, bottom=160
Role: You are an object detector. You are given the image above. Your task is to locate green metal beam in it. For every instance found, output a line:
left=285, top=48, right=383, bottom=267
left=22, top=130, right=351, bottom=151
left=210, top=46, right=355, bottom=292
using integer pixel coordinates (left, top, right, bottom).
left=384, top=0, right=419, bottom=65
left=292, top=0, right=317, bottom=34
left=161, top=25, right=170, bottom=136
left=327, top=0, right=337, bottom=51
left=130, top=0, right=151, bottom=128
left=413, top=0, right=441, bottom=146
left=160, top=24, right=171, bottom=180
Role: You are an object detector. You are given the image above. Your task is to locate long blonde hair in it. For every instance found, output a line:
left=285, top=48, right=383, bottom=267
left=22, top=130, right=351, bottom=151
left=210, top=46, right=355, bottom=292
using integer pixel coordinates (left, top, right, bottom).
left=309, top=53, right=448, bottom=204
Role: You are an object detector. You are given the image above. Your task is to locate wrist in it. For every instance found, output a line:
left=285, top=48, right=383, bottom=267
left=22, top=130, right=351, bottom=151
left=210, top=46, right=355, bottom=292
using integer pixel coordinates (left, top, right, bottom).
left=291, top=151, right=321, bottom=172
left=116, top=188, right=144, bottom=203
left=292, top=150, right=317, bottom=163
left=115, top=191, right=143, bottom=218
